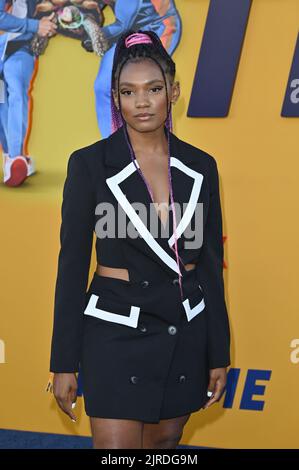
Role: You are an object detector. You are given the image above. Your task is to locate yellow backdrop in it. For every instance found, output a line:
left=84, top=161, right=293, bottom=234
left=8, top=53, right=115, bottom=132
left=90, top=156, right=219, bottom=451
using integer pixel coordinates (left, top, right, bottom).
left=0, top=0, right=298, bottom=448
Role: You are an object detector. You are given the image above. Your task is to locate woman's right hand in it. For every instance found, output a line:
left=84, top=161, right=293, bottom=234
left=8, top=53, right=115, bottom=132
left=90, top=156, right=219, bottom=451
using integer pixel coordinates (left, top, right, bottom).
left=53, top=372, right=78, bottom=422
left=37, top=13, right=58, bottom=38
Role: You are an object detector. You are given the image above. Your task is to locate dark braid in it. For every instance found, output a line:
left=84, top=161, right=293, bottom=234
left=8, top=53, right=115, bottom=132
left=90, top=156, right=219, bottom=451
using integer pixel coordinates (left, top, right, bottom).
left=110, top=29, right=186, bottom=301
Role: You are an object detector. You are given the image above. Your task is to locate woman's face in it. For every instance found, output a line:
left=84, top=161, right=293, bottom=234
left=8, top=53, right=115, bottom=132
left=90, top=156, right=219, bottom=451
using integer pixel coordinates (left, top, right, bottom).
left=113, top=58, right=180, bottom=133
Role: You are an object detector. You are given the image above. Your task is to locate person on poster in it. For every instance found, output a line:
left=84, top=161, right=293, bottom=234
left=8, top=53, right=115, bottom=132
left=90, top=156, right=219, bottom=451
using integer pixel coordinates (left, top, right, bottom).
left=0, top=0, right=57, bottom=187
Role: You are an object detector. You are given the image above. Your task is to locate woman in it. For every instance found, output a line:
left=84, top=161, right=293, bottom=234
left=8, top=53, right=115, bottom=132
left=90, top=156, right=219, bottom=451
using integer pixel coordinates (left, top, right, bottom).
left=47, top=29, right=231, bottom=449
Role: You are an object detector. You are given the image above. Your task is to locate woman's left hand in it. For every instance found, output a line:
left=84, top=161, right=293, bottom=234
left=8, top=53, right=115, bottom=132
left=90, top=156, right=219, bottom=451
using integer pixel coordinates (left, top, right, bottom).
left=202, top=367, right=227, bottom=409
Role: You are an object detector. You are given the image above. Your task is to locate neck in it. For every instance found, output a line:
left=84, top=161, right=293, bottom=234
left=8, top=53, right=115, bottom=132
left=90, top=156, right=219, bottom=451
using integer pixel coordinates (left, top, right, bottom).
left=124, top=123, right=168, bottom=156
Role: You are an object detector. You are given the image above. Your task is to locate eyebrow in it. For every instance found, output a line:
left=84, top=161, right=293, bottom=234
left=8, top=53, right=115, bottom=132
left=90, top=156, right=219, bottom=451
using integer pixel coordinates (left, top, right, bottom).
left=119, top=79, right=164, bottom=86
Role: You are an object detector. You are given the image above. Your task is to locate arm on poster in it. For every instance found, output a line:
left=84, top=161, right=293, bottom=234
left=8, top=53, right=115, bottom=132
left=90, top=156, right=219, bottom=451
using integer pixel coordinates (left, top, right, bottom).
left=0, top=1, right=57, bottom=37
left=100, top=0, right=140, bottom=46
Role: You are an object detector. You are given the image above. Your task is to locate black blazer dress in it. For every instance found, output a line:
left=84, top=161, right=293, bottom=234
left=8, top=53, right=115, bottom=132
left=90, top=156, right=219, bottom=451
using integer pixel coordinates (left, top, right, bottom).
left=49, top=124, right=231, bottom=423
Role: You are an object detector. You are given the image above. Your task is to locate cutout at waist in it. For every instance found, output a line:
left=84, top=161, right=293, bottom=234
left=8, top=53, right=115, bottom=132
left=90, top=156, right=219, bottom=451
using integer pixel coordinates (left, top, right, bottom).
left=96, top=262, right=197, bottom=282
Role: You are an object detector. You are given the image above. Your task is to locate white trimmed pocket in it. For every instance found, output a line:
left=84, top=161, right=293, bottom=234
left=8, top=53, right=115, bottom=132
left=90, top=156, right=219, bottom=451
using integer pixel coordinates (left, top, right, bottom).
left=83, top=294, right=141, bottom=328
left=182, top=284, right=205, bottom=322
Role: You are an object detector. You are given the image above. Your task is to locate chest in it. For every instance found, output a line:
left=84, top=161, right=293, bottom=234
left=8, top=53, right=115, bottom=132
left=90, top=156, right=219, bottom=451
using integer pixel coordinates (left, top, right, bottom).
left=135, top=153, right=171, bottom=228
left=97, top=153, right=208, bottom=251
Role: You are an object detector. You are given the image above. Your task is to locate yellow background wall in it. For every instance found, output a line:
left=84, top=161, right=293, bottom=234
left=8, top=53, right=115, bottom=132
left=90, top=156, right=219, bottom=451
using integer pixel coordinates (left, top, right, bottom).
left=0, top=0, right=298, bottom=448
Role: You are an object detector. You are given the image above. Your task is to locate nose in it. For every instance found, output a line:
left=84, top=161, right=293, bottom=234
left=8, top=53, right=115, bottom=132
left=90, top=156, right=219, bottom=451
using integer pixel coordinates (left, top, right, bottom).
left=135, top=91, right=150, bottom=108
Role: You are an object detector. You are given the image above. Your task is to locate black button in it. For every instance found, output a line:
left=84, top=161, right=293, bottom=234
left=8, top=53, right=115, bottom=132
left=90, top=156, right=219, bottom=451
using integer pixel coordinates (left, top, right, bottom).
left=141, top=280, right=150, bottom=288
left=138, top=323, right=147, bottom=333
left=178, top=374, right=186, bottom=384
left=172, top=278, right=179, bottom=285
left=168, top=325, right=177, bottom=335
left=130, top=375, right=139, bottom=384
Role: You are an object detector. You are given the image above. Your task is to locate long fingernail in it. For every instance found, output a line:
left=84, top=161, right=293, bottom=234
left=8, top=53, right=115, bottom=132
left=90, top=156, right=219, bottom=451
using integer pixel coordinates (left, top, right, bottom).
left=71, top=418, right=76, bottom=422
left=207, top=391, right=213, bottom=397
left=72, top=402, right=76, bottom=409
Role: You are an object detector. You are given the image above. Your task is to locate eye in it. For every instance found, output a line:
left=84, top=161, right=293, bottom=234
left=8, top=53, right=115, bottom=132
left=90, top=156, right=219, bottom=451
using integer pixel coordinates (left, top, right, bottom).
left=120, top=86, right=163, bottom=96
left=150, top=86, right=163, bottom=93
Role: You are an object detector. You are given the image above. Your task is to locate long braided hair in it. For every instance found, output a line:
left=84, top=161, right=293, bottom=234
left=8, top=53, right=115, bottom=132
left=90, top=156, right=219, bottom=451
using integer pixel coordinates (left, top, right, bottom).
left=110, top=29, right=186, bottom=300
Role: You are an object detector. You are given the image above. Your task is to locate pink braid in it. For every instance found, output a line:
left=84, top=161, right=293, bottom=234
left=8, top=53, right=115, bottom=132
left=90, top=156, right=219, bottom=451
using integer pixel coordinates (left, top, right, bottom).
left=125, top=33, right=153, bottom=48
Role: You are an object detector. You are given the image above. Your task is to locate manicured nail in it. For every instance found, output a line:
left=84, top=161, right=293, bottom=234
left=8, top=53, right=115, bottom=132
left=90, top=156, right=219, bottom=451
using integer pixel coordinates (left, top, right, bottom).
left=207, top=391, right=213, bottom=397
left=72, top=402, right=76, bottom=409
left=71, top=419, right=76, bottom=422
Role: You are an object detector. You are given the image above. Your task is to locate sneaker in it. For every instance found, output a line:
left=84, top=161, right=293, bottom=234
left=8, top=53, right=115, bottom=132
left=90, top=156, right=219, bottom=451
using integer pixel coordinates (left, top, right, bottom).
left=3, top=154, right=28, bottom=187
left=25, top=155, right=35, bottom=177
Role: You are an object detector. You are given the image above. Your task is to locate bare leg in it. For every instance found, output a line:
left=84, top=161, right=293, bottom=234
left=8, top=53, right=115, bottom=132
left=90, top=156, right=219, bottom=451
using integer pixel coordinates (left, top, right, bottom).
left=89, top=417, right=144, bottom=449
left=142, top=414, right=191, bottom=449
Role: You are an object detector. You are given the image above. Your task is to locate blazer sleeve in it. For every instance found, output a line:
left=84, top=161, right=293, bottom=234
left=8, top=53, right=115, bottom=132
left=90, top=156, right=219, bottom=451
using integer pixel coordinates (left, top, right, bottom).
left=49, top=150, right=95, bottom=373
left=196, top=156, right=231, bottom=369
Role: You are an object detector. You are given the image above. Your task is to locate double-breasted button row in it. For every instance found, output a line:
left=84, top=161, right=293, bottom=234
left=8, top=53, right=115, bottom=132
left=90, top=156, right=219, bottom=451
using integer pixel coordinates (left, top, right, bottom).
left=130, top=375, right=139, bottom=384
left=138, top=323, right=147, bottom=333
left=168, top=325, right=177, bottom=335
left=142, top=278, right=181, bottom=287
left=130, top=374, right=186, bottom=385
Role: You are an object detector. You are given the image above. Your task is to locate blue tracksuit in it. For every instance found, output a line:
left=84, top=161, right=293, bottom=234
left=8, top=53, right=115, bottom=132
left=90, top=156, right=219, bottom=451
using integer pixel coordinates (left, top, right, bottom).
left=0, top=0, right=39, bottom=157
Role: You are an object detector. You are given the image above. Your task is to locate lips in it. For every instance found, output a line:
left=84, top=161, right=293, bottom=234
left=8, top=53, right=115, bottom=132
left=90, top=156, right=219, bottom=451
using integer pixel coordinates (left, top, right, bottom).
left=135, top=113, right=154, bottom=121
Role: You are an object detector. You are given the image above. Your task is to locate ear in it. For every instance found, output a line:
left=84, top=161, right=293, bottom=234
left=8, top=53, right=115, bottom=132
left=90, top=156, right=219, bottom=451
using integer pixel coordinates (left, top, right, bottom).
left=112, top=88, right=119, bottom=110
left=170, top=80, right=180, bottom=105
